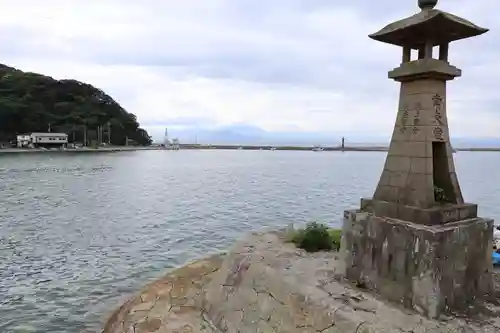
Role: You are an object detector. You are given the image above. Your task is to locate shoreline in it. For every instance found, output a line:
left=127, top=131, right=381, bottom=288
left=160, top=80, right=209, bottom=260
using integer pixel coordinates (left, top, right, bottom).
left=0, top=147, right=164, bottom=155
left=1, top=145, right=499, bottom=155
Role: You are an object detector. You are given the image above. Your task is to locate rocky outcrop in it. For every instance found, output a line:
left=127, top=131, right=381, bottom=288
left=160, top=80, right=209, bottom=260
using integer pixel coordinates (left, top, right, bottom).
left=202, top=229, right=500, bottom=332
left=103, top=229, right=500, bottom=333
left=102, top=254, right=224, bottom=333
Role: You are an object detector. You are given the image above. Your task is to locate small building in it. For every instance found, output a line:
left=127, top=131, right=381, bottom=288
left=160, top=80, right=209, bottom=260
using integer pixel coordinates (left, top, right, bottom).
left=171, top=138, right=180, bottom=150
left=17, top=133, right=68, bottom=148
left=31, top=133, right=68, bottom=148
left=16, top=134, right=31, bottom=148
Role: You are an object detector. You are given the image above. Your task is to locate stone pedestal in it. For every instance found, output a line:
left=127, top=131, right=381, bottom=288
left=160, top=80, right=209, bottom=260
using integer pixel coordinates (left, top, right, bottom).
left=340, top=1, right=493, bottom=320
left=341, top=209, right=493, bottom=318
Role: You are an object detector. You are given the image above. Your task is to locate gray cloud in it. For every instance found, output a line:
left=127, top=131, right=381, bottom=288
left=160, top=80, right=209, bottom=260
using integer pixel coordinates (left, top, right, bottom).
left=141, top=116, right=217, bottom=128
left=0, top=0, right=497, bottom=138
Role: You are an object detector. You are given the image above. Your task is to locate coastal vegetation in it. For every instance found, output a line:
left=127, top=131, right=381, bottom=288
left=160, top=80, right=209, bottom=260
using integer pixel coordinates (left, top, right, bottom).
left=0, top=64, right=151, bottom=146
left=287, top=222, right=342, bottom=252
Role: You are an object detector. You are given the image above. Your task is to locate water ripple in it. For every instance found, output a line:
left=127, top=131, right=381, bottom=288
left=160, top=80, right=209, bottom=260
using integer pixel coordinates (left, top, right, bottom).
left=0, top=150, right=499, bottom=332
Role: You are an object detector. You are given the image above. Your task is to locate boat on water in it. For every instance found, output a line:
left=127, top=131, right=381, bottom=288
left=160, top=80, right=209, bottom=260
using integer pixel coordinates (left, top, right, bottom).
left=312, top=145, right=324, bottom=152
left=270, top=147, right=276, bottom=151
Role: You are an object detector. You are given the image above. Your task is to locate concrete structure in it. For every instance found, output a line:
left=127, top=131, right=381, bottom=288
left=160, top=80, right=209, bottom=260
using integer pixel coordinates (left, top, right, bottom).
left=162, top=128, right=180, bottom=150
left=16, top=132, right=68, bottom=148
left=163, top=128, right=170, bottom=147
left=171, top=138, right=180, bottom=150
left=341, top=0, right=493, bottom=319
left=16, top=134, right=31, bottom=148
left=103, top=229, right=500, bottom=332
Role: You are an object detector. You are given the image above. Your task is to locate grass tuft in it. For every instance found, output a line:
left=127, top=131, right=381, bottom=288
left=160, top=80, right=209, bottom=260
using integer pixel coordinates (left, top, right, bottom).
left=286, top=222, right=342, bottom=252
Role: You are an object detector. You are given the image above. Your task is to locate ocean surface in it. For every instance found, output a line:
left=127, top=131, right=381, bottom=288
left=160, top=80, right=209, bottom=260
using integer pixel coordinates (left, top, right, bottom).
left=1, top=150, right=499, bottom=333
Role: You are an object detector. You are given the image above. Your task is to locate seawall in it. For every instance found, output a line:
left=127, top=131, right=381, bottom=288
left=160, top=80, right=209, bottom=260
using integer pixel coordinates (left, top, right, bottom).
left=0, top=147, right=164, bottom=155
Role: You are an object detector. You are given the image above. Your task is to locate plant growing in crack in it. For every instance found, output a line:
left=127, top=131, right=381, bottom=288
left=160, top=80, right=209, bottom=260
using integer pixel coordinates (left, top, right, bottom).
left=434, top=185, right=448, bottom=203
left=286, top=222, right=342, bottom=252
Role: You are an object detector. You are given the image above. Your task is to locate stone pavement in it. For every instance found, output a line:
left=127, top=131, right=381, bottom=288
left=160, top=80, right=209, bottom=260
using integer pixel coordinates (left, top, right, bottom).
left=102, top=254, right=224, bottom=333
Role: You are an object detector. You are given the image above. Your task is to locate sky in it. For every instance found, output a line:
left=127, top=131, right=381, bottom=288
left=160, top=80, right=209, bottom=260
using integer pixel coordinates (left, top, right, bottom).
left=0, top=0, right=498, bottom=142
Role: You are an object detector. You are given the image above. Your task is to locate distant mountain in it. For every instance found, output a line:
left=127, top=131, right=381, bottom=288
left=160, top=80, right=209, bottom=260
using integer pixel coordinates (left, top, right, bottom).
left=158, top=125, right=345, bottom=146
left=169, top=125, right=265, bottom=144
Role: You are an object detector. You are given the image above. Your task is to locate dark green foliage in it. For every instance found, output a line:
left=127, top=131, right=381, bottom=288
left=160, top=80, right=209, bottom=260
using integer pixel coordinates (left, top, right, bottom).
left=0, top=64, right=152, bottom=145
left=434, top=185, right=447, bottom=203
left=291, top=222, right=342, bottom=253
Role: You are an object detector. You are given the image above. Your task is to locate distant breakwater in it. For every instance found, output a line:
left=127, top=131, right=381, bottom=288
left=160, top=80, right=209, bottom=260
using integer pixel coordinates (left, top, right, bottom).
left=178, top=144, right=500, bottom=152
left=179, top=144, right=388, bottom=151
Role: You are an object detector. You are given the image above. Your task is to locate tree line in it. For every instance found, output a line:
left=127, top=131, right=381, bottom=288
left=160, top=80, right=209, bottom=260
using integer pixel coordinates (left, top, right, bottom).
left=0, top=64, right=152, bottom=146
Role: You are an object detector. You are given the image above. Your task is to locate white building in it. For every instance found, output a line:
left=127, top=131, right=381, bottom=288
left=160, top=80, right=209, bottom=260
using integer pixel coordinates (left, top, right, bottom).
left=164, top=128, right=170, bottom=146
left=17, top=133, right=68, bottom=148
left=31, top=133, right=68, bottom=147
left=171, top=138, right=180, bottom=150
left=16, top=134, right=31, bottom=148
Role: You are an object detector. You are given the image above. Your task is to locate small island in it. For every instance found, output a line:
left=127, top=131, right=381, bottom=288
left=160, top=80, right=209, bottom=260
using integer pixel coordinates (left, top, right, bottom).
left=0, top=63, right=152, bottom=148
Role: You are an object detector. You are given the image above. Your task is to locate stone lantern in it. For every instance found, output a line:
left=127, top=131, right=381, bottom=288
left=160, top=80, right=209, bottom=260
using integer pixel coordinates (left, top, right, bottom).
left=340, top=0, right=492, bottom=319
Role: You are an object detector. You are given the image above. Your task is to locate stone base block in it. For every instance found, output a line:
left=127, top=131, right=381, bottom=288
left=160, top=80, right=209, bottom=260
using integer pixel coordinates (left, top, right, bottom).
left=341, top=209, right=494, bottom=319
left=360, top=198, right=478, bottom=226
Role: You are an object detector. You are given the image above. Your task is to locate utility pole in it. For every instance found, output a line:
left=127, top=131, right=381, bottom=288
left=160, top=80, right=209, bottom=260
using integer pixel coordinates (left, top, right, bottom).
left=83, top=124, right=87, bottom=146
left=107, top=122, right=111, bottom=145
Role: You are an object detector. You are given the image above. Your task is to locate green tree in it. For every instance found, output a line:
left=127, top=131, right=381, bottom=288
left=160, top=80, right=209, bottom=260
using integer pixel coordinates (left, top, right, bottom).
left=0, top=63, right=151, bottom=145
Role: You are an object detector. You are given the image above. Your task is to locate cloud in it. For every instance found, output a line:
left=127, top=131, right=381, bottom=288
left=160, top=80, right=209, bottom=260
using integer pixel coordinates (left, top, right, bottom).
left=0, top=0, right=498, bottom=141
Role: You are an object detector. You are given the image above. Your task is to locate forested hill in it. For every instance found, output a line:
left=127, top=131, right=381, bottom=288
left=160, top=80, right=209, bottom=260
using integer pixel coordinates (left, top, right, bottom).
left=0, top=64, right=151, bottom=146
